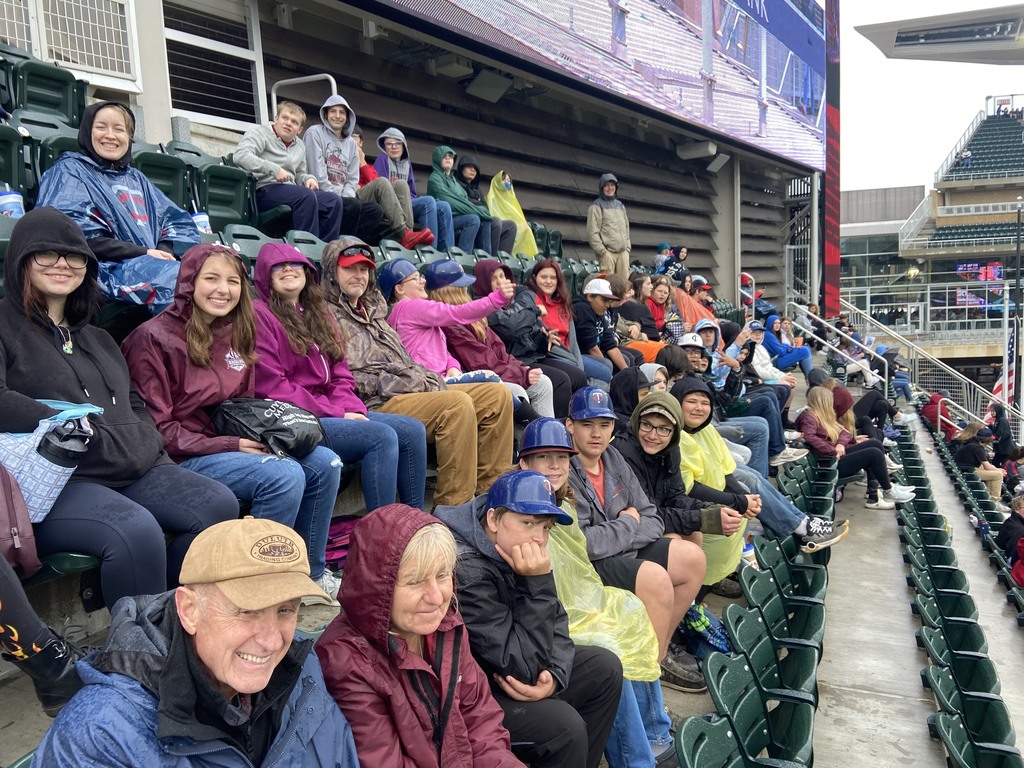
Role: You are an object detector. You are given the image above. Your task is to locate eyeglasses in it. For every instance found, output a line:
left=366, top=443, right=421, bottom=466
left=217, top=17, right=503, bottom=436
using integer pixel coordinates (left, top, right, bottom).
left=400, top=272, right=425, bottom=285
left=32, top=252, right=88, bottom=269
left=270, top=262, right=304, bottom=272
left=383, top=141, right=404, bottom=149
left=638, top=420, right=674, bottom=437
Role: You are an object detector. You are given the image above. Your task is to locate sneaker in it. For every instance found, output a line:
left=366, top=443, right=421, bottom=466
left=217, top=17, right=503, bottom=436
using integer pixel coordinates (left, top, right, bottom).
left=995, top=502, right=1011, bottom=513
left=801, top=517, right=850, bottom=552
left=865, top=496, right=896, bottom=510
left=769, top=447, right=809, bottom=466
left=885, top=486, right=916, bottom=503
left=303, top=570, right=342, bottom=607
left=883, top=437, right=898, bottom=448
left=660, top=652, right=707, bottom=693
left=891, top=483, right=917, bottom=494
left=398, top=227, right=434, bottom=249
left=886, top=459, right=904, bottom=473
left=710, top=574, right=743, bottom=599
left=893, top=412, right=908, bottom=425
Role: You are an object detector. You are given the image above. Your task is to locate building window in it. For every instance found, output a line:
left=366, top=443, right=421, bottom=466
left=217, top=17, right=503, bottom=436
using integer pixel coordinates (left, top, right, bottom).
left=163, top=0, right=266, bottom=130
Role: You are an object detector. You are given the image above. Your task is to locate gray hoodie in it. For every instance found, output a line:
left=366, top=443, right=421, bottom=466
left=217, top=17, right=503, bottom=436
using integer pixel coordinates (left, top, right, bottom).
left=303, top=94, right=359, bottom=198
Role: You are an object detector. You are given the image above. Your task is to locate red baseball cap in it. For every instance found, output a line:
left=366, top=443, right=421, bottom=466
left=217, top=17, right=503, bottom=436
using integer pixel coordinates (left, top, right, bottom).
left=335, top=244, right=376, bottom=269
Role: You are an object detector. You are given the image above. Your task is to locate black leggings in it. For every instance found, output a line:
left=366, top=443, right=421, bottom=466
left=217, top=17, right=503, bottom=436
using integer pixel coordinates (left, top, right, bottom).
left=838, top=439, right=891, bottom=493
left=853, top=390, right=896, bottom=430
left=33, top=463, right=238, bottom=610
left=493, top=645, right=623, bottom=768
left=536, top=356, right=588, bottom=419
left=0, top=556, right=51, bottom=657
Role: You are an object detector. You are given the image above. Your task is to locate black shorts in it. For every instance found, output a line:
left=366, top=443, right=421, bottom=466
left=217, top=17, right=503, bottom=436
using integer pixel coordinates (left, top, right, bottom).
left=592, top=537, right=672, bottom=593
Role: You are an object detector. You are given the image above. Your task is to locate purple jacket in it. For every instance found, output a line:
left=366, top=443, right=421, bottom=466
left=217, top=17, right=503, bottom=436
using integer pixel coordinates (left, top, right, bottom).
left=252, top=244, right=366, bottom=417
left=443, top=324, right=532, bottom=387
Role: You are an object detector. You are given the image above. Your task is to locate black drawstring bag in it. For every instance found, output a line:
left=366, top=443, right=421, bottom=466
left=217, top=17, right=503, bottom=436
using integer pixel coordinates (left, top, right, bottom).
left=213, top=398, right=325, bottom=459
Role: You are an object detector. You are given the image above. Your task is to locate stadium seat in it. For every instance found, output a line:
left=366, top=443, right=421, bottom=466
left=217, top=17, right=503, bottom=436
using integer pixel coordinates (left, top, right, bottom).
left=12, top=58, right=86, bottom=126
left=703, top=652, right=815, bottom=766
left=285, top=230, right=328, bottom=267
left=912, top=592, right=981, bottom=631
left=924, top=665, right=1016, bottom=748
left=737, top=566, right=825, bottom=654
left=0, top=214, right=17, bottom=297
left=6, top=749, right=35, bottom=768
left=907, top=564, right=970, bottom=598
left=722, top=603, right=819, bottom=706
left=166, top=140, right=250, bottom=232
left=416, top=245, right=448, bottom=265
left=380, top=239, right=416, bottom=263
left=919, top=628, right=1001, bottom=696
left=752, top=537, right=828, bottom=603
left=132, top=141, right=190, bottom=210
left=546, top=228, right=563, bottom=260
left=7, top=109, right=76, bottom=201
left=0, top=122, right=25, bottom=194
left=674, top=713, right=807, bottom=768
left=931, top=711, right=1023, bottom=768
left=224, top=153, right=291, bottom=235
left=222, top=223, right=280, bottom=273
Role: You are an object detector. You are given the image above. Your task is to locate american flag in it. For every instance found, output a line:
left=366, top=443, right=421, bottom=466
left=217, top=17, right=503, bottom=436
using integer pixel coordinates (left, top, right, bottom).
left=992, top=320, right=1017, bottom=409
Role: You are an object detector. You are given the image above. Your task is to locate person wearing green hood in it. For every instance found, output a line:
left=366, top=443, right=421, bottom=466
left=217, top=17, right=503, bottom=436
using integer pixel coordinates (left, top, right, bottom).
left=427, top=144, right=490, bottom=253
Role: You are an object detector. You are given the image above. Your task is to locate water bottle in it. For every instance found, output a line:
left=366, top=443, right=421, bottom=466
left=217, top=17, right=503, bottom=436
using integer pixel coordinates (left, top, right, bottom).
left=741, top=541, right=759, bottom=570
left=36, top=419, right=91, bottom=468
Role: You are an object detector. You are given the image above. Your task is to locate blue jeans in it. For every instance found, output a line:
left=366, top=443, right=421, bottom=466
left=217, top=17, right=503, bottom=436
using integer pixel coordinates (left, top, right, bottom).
left=181, top=446, right=342, bottom=577
left=633, top=679, right=672, bottom=745
left=475, top=217, right=493, bottom=254
left=746, top=388, right=786, bottom=457
left=451, top=213, right=481, bottom=252
left=893, top=372, right=912, bottom=401
left=582, top=353, right=613, bottom=383
left=322, top=411, right=427, bottom=512
left=775, top=346, right=812, bottom=374
left=721, top=415, right=770, bottom=477
left=732, top=463, right=805, bottom=537
left=604, top=682, right=655, bottom=768
left=411, top=196, right=454, bottom=250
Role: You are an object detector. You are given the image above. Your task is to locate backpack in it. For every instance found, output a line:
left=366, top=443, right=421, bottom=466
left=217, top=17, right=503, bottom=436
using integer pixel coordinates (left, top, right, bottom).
left=0, top=465, right=42, bottom=578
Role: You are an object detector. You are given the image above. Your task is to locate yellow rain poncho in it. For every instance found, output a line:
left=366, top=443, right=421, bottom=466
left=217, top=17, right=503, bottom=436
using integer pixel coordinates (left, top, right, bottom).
left=677, top=426, right=747, bottom=585
left=548, top=501, right=661, bottom=681
left=486, top=171, right=539, bottom=258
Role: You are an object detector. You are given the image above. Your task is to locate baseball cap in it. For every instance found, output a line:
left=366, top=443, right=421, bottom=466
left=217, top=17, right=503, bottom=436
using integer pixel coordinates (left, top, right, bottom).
left=334, top=243, right=376, bottom=269
left=486, top=471, right=573, bottom=525
left=583, top=278, right=620, bottom=300
left=748, top=321, right=765, bottom=332
left=978, top=427, right=994, bottom=439
left=637, top=402, right=677, bottom=426
left=179, top=516, right=329, bottom=609
left=679, top=332, right=704, bottom=349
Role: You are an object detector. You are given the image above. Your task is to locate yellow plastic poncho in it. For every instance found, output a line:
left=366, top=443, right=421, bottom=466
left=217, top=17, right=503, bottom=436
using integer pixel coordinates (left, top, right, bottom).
left=677, top=428, right=747, bottom=585
left=548, top=501, right=661, bottom=681
left=486, top=171, right=539, bottom=258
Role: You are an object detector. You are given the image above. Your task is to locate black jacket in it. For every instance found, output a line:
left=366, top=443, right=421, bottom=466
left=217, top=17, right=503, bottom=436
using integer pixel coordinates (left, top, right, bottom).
left=0, top=207, right=169, bottom=487
left=617, top=300, right=660, bottom=342
left=483, top=285, right=550, bottom=365
left=435, top=496, right=575, bottom=693
left=573, top=295, right=617, bottom=353
left=615, top=392, right=723, bottom=535
left=996, top=513, right=1024, bottom=560
left=455, top=155, right=489, bottom=211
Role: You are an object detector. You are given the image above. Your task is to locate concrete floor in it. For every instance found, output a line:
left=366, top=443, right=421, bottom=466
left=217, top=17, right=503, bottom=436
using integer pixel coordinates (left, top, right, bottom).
left=2, top=412, right=1023, bottom=766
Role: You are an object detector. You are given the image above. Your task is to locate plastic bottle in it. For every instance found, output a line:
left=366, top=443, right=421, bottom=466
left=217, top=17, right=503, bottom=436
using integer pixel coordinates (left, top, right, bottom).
left=741, top=541, right=759, bottom=570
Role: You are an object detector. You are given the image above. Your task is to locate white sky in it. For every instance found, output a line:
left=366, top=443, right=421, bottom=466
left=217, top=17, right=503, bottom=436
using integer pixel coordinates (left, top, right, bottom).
left=840, top=0, right=1024, bottom=192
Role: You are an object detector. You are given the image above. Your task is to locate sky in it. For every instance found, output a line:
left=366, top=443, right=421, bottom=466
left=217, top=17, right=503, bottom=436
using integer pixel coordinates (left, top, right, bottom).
left=839, top=0, right=1024, bottom=192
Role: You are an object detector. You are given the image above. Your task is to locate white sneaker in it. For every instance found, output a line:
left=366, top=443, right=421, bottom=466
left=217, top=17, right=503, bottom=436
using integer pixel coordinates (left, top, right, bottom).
left=886, top=459, right=904, bottom=473
left=885, top=487, right=916, bottom=503
left=769, top=447, right=809, bottom=466
left=883, top=438, right=898, bottom=448
left=303, top=570, right=342, bottom=607
left=893, top=412, right=908, bottom=425
left=865, top=497, right=895, bottom=510
left=891, top=483, right=917, bottom=494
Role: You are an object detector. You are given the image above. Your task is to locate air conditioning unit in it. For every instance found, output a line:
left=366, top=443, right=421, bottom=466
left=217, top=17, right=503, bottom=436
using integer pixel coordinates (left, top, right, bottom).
left=434, top=54, right=475, bottom=79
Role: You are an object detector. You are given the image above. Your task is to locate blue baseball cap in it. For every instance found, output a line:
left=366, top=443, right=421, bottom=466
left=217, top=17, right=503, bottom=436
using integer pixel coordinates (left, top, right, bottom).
left=424, top=259, right=475, bottom=291
left=748, top=321, right=765, bottom=332
left=377, top=258, right=419, bottom=301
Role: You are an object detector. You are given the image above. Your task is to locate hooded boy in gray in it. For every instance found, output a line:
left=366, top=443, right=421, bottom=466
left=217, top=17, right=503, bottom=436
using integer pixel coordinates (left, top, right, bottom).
left=304, top=94, right=359, bottom=198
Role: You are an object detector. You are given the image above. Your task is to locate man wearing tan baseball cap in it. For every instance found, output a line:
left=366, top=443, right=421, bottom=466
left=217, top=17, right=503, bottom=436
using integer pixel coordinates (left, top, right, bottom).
left=34, top=517, right=359, bottom=766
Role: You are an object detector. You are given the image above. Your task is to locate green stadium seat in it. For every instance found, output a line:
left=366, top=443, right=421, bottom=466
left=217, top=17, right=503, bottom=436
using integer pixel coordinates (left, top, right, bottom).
left=0, top=122, right=25, bottom=194
left=224, top=153, right=291, bottom=235
left=416, top=245, right=448, bottom=265
left=6, top=749, right=35, bottom=768
left=674, top=713, right=808, bottom=768
left=737, top=566, right=825, bottom=653
left=907, top=564, right=970, bottom=598
left=924, top=665, right=1016, bottom=748
left=912, top=592, right=980, bottom=631
left=132, top=142, right=190, bottom=209
left=752, top=537, right=827, bottom=604
left=380, top=239, right=416, bottom=263
left=222, top=223, right=280, bottom=273
left=919, top=628, right=1001, bottom=696
left=12, top=58, right=86, bottom=126
left=166, top=140, right=250, bottom=232
left=931, top=711, right=1023, bottom=768
left=723, top=603, right=819, bottom=706
left=703, top=652, right=815, bottom=766
left=0, top=214, right=18, bottom=298
left=285, top=230, right=328, bottom=267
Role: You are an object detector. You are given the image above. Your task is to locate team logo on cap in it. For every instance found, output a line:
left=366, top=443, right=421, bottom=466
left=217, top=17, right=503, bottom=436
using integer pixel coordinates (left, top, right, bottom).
left=251, top=535, right=301, bottom=563
left=543, top=478, right=555, bottom=496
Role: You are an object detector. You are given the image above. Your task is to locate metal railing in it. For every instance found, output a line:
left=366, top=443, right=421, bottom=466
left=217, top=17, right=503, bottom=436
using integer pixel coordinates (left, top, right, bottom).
left=899, top=195, right=933, bottom=249
left=935, top=110, right=986, bottom=183
left=785, top=301, right=888, bottom=385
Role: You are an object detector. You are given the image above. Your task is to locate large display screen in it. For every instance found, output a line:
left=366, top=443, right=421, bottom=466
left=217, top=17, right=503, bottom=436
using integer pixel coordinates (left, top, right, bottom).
left=361, top=0, right=826, bottom=170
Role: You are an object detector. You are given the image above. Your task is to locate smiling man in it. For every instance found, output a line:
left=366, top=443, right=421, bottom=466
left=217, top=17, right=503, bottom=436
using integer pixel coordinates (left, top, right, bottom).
left=33, top=516, right=359, bottom=767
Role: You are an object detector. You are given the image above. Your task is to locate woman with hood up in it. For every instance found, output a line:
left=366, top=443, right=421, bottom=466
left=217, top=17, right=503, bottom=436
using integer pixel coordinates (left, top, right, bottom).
left=0, top=209, right=235, bottom=710
left=251, top=242, right=428, bottom=512
left=989, top=402, right=1017, bottom=466
left=586, top=173, right=631, bottom=279
left=36, top=101, right=198, bottom=311
left=486, top=171, right=539, bottom=258
left=315, top=504, right=522, bottom=767
left=428, top=145, right=490, bottom=253
left=121, top=244, right=344, bottom=602
left=951, top=422, right=1006, bottom=505
left=457, top=155, right=516, bottom=255
left=762, top=314, right=812, bottom=376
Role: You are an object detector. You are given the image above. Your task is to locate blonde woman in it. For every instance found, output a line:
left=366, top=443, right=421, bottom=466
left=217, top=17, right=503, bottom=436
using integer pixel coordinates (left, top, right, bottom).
left=796, top=388, right=914, bottom=510
left=952, top=422, right=1005, bottom=504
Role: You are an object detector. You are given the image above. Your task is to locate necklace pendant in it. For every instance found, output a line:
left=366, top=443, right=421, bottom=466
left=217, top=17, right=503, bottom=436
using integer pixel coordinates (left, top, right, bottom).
left=62, top=339, right=74, bottom=355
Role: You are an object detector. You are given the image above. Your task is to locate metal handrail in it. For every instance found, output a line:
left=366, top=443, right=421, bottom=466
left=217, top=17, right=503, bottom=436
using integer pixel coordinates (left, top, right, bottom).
left=937, top=398, right=977, bottom=438
left=270, top=74, right=338, bottom=116
left=935, top=110, right=986, bottom=183
left=899, top=195, right=932, bottom=249
left=786, top=301, right=888, bottom=385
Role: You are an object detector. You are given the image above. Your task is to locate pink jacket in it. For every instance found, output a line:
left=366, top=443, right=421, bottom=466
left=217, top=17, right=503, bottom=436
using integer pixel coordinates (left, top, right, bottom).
left=387, top=292, right=508, bottom=375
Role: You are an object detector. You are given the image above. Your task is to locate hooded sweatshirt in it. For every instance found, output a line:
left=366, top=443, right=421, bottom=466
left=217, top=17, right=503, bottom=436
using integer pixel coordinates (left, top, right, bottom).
left=122, top=244, right=254, bottom=462
left=586, top=173, right=630, bottom=256
left=615, top=392, right=723, bottom=536
left=427, top=145, right=492, bottom=220
left=472, top=260, right=550, bottom=365
left=303, top=94, right=360, bottom=198
left=233, top=120, right=314, bottom=190
left=455, top=155, right=490, bottom=214
left=34, top=590, right=357, bottom=767
left=434, top=496, right=575, bottom=692
left=315, top=504, right=520, bottom=767
left=373, top=127, right=422, bottom=197
left=609, top=366, right=649, bottom=432
left=36, top=101, right=199, bottom=263
left=252, top=243, right=366, bottom=417
left=0, top=207, right=170, bottom=486
left=991, top=403, right=1016, bottom=457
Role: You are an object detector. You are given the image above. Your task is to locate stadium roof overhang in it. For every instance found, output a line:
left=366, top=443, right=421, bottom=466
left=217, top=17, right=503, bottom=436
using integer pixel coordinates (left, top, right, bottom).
left=856, top=4, right=1024, bottom=64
